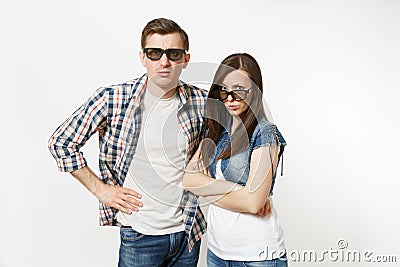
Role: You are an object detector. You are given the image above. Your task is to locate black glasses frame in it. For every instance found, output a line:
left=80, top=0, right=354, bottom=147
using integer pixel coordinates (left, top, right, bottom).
left=217, top=87, right=253, bottom=101
left=143, top=48, right=186, bottom=61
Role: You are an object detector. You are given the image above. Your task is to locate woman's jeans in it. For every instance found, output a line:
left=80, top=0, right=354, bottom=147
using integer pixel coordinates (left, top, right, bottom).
left=207, top=249, right=288, bottom=267
left=118, top=227, right=200, bottom=267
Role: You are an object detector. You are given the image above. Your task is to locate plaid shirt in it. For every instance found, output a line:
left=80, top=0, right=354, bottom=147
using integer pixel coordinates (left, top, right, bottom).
left=48, top=74, right=207, bottom=250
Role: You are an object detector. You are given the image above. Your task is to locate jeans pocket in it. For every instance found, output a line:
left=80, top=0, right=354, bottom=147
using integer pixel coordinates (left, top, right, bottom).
left=242, top=258, right=288, bottom=267
left=242, top=262, right=271, bottom=267
left=120, top=227, right=146, bottom=241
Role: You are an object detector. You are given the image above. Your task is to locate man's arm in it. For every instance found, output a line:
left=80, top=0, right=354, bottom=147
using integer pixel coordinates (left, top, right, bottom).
left=48, top=87, right=142, bottom=214
left=71, top=166, right=142, bottom=214
left=48, top=87, right=108, bottom=173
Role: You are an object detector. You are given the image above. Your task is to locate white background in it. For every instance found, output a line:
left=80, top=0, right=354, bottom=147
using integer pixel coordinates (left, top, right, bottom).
left=1, top=0, right=399, bottom=266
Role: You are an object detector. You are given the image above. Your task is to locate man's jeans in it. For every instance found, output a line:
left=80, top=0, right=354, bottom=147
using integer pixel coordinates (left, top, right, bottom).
left=207, top=249, right=288, bottom=267
left=118, top=227, right=201, bottom=267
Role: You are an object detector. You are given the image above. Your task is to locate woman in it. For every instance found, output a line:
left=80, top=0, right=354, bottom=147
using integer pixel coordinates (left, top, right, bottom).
left=183, top=53, right=287, bottom=266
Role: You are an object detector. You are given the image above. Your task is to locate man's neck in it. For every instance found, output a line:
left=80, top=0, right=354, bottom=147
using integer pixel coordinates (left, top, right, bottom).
left=146, top=81, right=178, bottom=99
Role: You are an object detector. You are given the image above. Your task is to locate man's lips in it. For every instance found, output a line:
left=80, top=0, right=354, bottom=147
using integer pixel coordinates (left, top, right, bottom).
left=157, top=70, right=171, bottom=77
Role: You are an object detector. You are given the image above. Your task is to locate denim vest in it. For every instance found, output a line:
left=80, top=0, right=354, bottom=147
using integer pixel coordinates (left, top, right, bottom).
left=209, top=119, right=286, bottom=195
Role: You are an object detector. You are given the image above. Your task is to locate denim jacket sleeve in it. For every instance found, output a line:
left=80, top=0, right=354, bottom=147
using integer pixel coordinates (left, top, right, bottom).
left=252, top=120, right=287, bottom=150
left=251, top=120, right=287, bottom=195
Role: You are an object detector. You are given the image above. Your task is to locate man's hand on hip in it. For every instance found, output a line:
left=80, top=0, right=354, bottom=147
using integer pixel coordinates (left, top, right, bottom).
left=70, top=166, right=143, bottom=214
left=95, top=183, right=142, bottom=214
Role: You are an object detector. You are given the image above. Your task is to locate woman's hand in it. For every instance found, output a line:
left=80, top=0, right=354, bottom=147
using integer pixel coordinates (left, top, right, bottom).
left=256, top=199, right=272, bottom=217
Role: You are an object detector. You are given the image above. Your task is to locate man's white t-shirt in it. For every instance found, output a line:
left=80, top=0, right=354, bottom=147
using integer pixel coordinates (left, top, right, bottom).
left=117, top=90, right=186, bottom=235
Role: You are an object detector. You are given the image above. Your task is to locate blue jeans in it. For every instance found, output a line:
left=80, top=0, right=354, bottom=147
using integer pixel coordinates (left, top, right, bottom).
left=118, top=227, right=200, bottom=267
left=207, top=249, right=288, bottom=267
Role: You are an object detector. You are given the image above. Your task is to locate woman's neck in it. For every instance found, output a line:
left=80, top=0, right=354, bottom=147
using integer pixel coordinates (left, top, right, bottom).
left=231, top=116, right=243, bottom=133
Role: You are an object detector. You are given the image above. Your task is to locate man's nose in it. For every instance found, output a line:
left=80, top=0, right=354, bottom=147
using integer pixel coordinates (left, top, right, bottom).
left=159, top=53, right=171, bottom=68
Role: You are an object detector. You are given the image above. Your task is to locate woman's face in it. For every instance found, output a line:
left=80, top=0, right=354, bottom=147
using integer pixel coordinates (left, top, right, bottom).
left=221, top=69, right=252, bottom=118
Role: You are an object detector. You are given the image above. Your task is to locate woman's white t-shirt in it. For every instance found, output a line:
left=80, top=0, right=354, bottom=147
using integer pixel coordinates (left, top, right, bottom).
left=207, top=160, right=286, bottom=261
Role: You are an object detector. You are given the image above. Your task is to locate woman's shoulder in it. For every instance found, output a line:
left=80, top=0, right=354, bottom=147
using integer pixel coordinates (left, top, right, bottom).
left=252, top=119, right=287, bottom=147
left=253, top=119, right=277, bottom=138
left=255, top=119, right=276, bottom=131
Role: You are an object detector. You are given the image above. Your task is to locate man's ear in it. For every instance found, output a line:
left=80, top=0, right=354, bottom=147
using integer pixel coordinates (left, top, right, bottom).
left=183, top=53, right=190, bottom=69
left=139, top=50, right=146, bottom=67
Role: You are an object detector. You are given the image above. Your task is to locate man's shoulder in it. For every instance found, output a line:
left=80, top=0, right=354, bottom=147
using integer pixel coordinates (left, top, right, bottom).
left=99, top=75, right=146, bottom=98
left=180, top=81, right=208, bottom=99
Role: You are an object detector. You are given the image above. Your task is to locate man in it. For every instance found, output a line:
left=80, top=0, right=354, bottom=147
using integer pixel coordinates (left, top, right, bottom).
left=48, top=18, right=206, bottom=266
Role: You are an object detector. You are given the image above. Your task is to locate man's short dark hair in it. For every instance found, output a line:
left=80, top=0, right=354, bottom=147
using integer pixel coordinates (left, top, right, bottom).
left=141, top=18, right=189, bottom=51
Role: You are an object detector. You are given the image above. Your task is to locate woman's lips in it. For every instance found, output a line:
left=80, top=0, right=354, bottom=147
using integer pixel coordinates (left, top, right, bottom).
left=227, top=105, right=239, bottom=111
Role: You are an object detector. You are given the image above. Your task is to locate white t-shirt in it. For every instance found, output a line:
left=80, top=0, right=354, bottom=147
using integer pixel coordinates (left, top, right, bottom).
left=207, top=160, right=286, bottom=261
left=117, top=90, right=186, bottom=235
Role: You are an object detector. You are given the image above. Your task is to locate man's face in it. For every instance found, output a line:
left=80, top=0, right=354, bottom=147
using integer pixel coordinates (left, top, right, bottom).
left=140, top=32, right=190, bottom=92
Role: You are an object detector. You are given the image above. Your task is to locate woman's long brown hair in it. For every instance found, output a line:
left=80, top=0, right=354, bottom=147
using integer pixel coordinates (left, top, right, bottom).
left=199, top=53, right=267, bottom=170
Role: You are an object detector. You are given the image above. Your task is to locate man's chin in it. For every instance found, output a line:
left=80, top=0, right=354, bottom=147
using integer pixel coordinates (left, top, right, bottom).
left=151, top=77, right=178, bottom=90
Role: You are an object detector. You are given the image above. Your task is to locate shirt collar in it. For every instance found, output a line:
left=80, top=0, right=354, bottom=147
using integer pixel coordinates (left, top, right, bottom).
left=129, top=74, right=189, bottom=106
